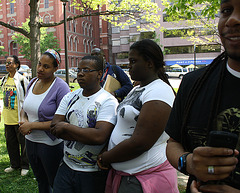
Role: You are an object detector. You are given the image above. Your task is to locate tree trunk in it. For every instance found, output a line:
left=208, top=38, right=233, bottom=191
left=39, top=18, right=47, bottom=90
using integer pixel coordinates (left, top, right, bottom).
left=29, top=0, right=41, bottom=78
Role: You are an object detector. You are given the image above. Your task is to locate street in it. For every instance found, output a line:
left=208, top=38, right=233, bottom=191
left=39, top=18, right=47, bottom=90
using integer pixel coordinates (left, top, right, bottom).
left=169, top=77, right=182, bottom=89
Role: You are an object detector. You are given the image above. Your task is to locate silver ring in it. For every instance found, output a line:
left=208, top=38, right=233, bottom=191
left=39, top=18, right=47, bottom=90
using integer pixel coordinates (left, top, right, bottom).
left=208, top=166, right=214, bottom=174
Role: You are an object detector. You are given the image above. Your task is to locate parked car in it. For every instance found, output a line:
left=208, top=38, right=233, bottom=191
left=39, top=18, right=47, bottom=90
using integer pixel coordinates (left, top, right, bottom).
left=18, top=64, right=32, bottom=79
left=54, top=69, right=77, bottom=83
left=165, top=67, right=191, bottom=79
left=0, top=64, right=8, bottom=79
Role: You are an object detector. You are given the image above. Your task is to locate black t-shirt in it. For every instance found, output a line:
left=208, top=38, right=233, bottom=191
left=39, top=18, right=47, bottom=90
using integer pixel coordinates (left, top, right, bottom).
left=166, top=62, right=240, bottom=190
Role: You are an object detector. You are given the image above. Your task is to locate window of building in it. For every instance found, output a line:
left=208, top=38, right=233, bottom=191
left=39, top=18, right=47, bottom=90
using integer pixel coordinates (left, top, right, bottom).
left=90, top=41, right=93, bottom=52
left=130, top=35, right=140, bottom=42
left=112, top=40, right=120, bottom=46
left=44, top=0, right=49, bottom=8
left=112, top=27, right=120, bottom=34
left=72, top=5, right=75, bottom=13
left=68, top=1, right=71, bottom=11
left=83, top=39, right=86, bottom=53
left=82, top=22, right=85, bottom=35
left=116, top=52, right=129, bottom=59
left=69, top=20, right=72, bottom=31
left=70, top=38, right=73, bottom=51
left=10, top=2, right=14, bottom=14
left=76, top=58, right=78, bottom=67
left=164, top=28, right=216, bottom=38
left=71, top=57, right=74, bottom=67
left=73, top=20, right=76, bottom=32
left=85, top=24, right=89, bottom=36
left=164, top=44, right=221, bottom=55
left=44, top=15, right=50, bottom=23
left=87, top=41, right=90, bottom=53
left=120, top=37, right=129, bottom=45
left=140, top=31, right=155, bottom=40
left=75, top=38, right=78, bottom=51
left=90, top=26, right=93, bottom=37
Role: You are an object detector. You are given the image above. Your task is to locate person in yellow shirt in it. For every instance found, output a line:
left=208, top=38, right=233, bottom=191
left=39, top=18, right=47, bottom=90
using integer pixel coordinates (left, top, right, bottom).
left=1, top=55, right=29, bottom=176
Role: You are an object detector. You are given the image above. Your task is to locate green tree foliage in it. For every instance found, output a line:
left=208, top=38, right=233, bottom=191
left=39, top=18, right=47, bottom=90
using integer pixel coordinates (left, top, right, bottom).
left=12, top=19, right=60, bottom=60
left=162, top=0, right=220, bottom=20
left=0, top=46, right=7, bottom=56
left=161, top=0, right=221, bottom=48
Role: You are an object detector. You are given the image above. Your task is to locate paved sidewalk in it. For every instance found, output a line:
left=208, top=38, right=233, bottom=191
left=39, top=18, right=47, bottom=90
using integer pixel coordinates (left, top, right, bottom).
left=177, top=171, right=188, bottom=187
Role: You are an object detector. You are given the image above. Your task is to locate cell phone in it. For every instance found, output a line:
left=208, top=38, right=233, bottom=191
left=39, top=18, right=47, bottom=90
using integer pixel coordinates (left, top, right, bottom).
left=207, top=131, right=238, bottom=150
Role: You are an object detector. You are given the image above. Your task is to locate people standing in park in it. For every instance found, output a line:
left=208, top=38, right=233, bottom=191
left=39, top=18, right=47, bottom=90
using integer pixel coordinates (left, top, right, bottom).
left=19, top=49, right=70, bottom=193
left=50, top=55, right=118, bottom=193
left=97, top=39, right=178, bottom=193
left=91, top=48, right=133, bottom=102
left=1, top=55, right=29, bottom=176
left=165, top=0, right=240, bottom=192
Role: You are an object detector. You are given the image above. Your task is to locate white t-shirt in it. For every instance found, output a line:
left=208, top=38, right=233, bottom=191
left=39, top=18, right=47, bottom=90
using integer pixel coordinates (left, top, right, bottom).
left=24, top=79, right=63, bottom=146
left=108, top=79, right=175, bottom=174
left=55, top=88, right=118, bottom=172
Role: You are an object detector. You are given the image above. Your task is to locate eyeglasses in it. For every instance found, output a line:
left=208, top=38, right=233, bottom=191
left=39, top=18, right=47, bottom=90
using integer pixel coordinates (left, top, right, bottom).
left=5, top=61, right=13, bottom=65
left=77, top=68, right=98, bottom=73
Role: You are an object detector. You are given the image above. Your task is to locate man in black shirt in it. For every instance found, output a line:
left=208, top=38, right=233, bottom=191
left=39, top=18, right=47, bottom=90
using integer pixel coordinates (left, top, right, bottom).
left=165, top=0, right=240, bottom=192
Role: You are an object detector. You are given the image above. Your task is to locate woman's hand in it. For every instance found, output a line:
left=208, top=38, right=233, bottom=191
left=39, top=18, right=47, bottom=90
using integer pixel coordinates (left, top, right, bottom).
left=97, top=153, right=111, bottom=170
left=19, top=121, right=32, bottom=135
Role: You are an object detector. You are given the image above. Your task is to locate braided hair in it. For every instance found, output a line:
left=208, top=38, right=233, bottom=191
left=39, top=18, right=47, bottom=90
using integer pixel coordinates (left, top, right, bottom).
left=181, top=52, right=228, bottom=150
left=130, top=39, right=175, bottom=93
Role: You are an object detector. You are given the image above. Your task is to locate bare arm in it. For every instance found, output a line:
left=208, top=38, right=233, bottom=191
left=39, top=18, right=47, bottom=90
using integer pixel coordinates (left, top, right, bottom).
left=50, top=114, right=114, bottom=145
left=19, top=108, right=53, bottom=135
left=100, top=100, right=171, bottom=164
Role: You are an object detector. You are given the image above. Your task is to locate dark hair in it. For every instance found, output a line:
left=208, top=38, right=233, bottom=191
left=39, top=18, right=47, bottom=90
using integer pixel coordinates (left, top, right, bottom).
left=81, top=55, right=103, bottom=71
left=180, top=52, right=227, bottom=150
left=43, top=49, right=61, bottom=67
left=130, top=39, right=174, bottom=92
left=9, top=55, right=21, bottom=70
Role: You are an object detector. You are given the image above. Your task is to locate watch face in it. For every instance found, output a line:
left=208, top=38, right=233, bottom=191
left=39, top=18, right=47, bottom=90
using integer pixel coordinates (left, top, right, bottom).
left=178, top=156, right=183, bottom=171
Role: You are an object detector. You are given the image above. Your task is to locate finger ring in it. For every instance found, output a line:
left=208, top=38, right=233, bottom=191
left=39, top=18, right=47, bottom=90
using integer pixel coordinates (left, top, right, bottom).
left=208, top=166, right=214, bottom=174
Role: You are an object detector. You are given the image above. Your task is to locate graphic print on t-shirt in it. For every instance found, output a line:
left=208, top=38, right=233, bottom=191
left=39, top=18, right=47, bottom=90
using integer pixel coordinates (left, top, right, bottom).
left=3, top=85, right=17, bottom=110
left=64, top=101, right=101, bottom=168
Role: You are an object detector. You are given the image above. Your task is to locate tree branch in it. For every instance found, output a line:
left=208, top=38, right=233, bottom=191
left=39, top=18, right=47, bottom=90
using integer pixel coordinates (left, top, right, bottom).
left=40, top=10, right=138, bottom=28
left=0, top=21, right=30, bottom=38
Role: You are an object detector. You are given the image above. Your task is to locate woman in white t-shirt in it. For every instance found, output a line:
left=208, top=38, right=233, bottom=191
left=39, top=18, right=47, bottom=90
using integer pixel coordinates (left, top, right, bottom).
left=98, top=39, right=179, bottom=193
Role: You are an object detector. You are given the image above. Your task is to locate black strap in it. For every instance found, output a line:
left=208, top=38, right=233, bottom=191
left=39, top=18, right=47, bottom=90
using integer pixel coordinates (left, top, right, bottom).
left=20, top=80, right=25, bottom=96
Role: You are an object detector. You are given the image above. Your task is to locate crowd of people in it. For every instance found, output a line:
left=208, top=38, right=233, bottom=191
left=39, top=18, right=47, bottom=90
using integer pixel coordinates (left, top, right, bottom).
left=1, top=0, right=239, bottom=192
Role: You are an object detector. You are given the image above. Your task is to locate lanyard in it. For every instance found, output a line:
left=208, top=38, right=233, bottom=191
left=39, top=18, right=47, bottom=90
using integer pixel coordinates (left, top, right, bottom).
left=100, top=67, right=109, bottom=83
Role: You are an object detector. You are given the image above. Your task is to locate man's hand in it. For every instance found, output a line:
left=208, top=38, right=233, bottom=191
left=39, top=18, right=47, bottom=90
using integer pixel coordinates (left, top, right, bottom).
left=187, top=147, right=238, bottom=182
left=190, top=180, right=240, bottom=193
left=50, top=122, right=69, bottom=138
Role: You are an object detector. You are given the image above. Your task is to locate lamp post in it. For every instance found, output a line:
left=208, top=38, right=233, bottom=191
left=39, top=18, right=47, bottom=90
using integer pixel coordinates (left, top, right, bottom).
left=194, top=44, right=196, bottom=71
left=61, top=0, right=69, bottom=85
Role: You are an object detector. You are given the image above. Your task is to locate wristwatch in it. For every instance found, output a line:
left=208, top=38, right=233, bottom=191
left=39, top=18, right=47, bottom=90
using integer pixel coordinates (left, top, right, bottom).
left=178, top=152, right=191, bottom=175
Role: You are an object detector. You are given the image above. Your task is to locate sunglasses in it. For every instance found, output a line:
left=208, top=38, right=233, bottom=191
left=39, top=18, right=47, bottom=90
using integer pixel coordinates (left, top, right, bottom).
left=5, top=61, right=13, bottom=65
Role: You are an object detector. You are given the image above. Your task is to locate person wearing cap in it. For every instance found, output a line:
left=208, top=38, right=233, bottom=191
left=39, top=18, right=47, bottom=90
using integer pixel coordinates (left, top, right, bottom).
left=91, top=48, right=133, bottom=102
left=19, top=49, right=70, bottom=193
left=1, top=55, right=30, bottom=176
left=165, top=0, right=240, bottom=192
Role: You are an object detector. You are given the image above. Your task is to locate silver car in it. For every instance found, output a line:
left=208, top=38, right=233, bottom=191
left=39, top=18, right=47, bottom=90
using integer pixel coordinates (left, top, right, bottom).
left=54, top=69, right=77, bottom=83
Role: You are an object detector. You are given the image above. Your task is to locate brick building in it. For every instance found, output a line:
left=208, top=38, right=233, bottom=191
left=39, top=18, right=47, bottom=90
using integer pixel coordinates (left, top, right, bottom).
left=0, top=0, right=100, bottom=69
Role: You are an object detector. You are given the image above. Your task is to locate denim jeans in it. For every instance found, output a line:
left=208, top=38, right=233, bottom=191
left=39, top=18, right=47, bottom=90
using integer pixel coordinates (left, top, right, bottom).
left=53, top=162, right=108, bottom=193
left=26, top=139, right=63, bottom=193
